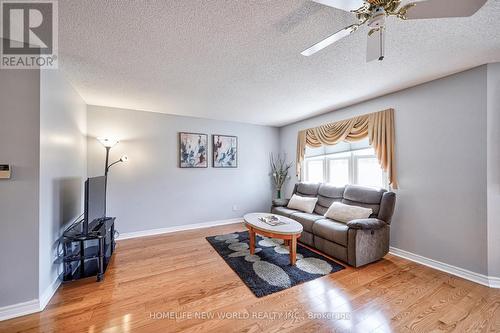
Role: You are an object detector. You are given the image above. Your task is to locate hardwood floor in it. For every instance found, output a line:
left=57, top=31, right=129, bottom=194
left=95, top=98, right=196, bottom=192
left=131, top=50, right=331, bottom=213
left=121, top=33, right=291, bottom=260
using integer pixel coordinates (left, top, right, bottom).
left=1, top=223, right=499, bottom=333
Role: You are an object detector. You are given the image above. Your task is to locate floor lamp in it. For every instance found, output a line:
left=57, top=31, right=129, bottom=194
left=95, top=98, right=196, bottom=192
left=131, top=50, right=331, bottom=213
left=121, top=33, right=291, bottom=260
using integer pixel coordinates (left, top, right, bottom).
left=97, top=137, right=128, bottom=215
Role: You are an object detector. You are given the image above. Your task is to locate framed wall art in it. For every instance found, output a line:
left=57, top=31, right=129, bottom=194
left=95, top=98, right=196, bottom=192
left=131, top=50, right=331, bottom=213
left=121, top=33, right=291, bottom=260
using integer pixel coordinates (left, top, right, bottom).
left=212, top=135, right=238, bottom=168
left=179, top=132, right=208, bottom=168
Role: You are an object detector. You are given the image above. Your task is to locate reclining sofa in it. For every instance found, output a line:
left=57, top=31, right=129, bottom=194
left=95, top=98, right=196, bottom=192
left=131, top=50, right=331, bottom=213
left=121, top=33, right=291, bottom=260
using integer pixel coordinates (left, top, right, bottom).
left=272, top=182, right=396, bottom=267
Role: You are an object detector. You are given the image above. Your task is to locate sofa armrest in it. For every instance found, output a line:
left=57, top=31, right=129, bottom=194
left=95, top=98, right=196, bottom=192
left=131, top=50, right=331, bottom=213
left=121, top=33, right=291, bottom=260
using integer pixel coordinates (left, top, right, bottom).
left=347, top=218, right=386, bottom=230
left=272, top=199, right=289, bottom=207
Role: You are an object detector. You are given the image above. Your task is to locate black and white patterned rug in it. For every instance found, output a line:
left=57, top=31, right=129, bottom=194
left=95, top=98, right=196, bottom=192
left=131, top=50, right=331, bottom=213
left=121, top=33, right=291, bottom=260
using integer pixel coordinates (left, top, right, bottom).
left=206, top=231, right=345, bottom=297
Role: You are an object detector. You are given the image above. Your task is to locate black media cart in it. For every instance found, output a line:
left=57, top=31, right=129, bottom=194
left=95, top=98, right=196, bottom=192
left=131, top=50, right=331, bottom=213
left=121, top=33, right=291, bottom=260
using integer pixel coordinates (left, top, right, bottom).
left=62, top=217, right=116, bottom=282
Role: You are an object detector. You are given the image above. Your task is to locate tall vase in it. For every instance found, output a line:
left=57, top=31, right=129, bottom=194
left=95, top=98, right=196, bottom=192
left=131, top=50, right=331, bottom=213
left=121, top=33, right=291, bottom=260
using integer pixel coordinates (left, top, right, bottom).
left=276, top=189, right=282, bottom=199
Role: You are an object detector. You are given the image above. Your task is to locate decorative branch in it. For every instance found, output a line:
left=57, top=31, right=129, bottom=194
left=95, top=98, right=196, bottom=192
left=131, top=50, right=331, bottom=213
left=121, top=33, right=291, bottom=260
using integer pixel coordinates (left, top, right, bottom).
left=270, top=153, right=293, bottom=199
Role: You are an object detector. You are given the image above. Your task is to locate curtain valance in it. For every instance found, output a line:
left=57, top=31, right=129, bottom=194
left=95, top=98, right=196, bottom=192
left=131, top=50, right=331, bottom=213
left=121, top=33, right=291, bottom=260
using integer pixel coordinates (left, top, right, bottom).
left=296, top=108, right=398, bottom=189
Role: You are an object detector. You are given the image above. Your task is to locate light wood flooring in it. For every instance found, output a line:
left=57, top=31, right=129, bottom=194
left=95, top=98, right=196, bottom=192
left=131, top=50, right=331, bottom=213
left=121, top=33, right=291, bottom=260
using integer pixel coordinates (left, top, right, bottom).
left=1, top=223, right=499, bottom=332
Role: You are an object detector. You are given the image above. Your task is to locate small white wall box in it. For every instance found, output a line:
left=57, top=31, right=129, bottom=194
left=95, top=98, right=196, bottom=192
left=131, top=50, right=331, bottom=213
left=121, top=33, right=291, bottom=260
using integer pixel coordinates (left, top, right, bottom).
left=0, top=164, right=11, bottom=179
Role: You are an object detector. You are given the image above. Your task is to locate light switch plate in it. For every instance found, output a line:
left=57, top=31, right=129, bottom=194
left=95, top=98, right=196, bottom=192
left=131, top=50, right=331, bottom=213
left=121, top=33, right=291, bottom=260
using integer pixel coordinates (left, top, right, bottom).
left=0, top=164, right=11, bottom=179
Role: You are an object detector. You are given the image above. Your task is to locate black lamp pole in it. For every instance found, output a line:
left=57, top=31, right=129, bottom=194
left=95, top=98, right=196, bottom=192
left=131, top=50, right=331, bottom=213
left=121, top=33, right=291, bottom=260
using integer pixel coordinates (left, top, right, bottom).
left=101, top=143, right=128, bottom=216
left=104, top=146, right=110, bottom=216
left=104, top=146, right=111, bottom=176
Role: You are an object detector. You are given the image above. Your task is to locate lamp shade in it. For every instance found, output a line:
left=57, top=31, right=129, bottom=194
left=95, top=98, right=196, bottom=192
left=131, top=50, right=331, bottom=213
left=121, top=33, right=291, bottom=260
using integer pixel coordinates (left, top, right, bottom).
left=120, top=155, right=129, bottom=162
left=98, top=137, right=119, bottom=148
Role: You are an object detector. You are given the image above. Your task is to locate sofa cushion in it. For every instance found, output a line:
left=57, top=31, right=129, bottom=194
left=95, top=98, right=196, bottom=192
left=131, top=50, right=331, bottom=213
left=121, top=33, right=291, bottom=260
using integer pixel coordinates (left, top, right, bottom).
left=342, top=185, right=386, bottom=216
left=343, top=185, right=385, bottom=204
left=295, top=183, right=320, bottom=197
left=290, top=212, right=323, bottom=233
left=314, top=184, right=345, bottom=215
left=271, top=206, right=300, bottom=218
left=312, top=219, right=349, bottom=246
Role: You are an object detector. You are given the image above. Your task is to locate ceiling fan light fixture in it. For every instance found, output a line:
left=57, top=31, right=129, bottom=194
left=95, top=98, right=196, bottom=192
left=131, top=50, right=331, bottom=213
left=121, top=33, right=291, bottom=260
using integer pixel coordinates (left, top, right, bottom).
left=305, top=0, right=487, bottom=62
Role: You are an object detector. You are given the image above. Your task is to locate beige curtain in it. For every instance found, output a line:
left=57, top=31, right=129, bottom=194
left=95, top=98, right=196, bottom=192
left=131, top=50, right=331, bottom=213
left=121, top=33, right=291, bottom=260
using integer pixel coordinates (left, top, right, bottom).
left=297, top=108, right=398, bottom=189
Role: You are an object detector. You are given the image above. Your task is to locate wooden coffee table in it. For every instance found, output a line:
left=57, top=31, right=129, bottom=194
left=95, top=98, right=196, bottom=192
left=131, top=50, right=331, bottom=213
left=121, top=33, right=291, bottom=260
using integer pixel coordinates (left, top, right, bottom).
left=243, top=213, right=303, bottom=265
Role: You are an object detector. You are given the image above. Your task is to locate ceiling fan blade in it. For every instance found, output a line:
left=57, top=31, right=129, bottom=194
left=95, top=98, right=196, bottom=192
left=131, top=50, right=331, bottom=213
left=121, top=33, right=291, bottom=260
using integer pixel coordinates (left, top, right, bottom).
left=311, top=0, right=366, bottom=12
left=301, top=24, right=359, bottom=56
left=403, top=0, right=487, bottom=19
left=367, top=28, right=385, bottom=62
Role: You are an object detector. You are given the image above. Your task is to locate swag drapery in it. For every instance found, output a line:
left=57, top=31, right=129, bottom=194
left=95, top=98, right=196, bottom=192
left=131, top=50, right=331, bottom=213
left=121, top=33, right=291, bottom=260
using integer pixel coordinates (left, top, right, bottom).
left=296, top=108, right=398, bottom=189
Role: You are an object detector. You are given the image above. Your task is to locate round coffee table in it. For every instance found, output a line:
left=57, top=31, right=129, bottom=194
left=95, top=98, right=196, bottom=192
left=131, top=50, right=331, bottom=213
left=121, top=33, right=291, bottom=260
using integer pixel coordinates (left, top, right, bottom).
left=243, top=213, right=303, bottom=265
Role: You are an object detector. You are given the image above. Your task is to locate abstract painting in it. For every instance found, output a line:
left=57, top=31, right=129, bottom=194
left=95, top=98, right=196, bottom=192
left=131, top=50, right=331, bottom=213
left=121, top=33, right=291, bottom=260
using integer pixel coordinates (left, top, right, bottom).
left=179, top=132, right=208, bottom=168
left=213, top=135, right=238, bottom=168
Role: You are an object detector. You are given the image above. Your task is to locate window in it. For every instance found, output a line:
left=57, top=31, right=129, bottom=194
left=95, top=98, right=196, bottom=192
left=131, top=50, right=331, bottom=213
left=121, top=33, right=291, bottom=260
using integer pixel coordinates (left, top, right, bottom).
left=352, top=148, right=387, bottom=188
left=304, top=158, right=324, bottom=183
left=327, top=152, right=349, bottom=186
left=303, top=141, right=388, bottom=189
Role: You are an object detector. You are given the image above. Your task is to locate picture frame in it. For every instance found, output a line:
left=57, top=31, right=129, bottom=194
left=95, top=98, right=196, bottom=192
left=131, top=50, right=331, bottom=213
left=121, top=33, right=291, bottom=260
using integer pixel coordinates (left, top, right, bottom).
left=179, top=132, right=208, bottom=168
left=212, top=134, right=238, bottom=168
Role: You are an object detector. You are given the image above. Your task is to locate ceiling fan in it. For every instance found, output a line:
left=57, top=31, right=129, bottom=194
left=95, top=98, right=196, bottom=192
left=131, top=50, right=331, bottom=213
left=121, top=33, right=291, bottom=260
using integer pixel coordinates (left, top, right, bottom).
left=301, top=0, right=488, bottom=61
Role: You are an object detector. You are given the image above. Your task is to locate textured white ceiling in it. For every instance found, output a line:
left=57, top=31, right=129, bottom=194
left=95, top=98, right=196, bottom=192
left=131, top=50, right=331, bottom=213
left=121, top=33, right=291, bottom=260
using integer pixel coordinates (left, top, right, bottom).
left=59, top=0, right=500, bottom=126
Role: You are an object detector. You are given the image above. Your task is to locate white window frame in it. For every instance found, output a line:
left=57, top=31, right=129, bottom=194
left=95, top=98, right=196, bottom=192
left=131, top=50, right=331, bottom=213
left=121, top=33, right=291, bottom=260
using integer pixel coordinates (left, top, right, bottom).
left=303, top=147, right=389, bottom=189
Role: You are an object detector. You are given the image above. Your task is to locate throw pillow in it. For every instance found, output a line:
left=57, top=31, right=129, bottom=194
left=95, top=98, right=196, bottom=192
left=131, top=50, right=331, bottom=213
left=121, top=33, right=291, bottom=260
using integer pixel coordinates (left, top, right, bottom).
left=287, top=194, right=318, bottom=214
left=324, top=202, right=372, bottom=223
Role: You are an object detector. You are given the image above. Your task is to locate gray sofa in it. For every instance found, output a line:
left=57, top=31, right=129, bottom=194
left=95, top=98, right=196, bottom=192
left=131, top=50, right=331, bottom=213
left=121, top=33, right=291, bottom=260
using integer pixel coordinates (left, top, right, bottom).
left=271, top=183, right=396, bottom=267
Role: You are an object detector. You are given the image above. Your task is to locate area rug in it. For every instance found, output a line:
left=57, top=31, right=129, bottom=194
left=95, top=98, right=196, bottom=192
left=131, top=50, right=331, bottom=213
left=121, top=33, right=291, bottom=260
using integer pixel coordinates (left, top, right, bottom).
left=206, top=231, right=344, bottom=297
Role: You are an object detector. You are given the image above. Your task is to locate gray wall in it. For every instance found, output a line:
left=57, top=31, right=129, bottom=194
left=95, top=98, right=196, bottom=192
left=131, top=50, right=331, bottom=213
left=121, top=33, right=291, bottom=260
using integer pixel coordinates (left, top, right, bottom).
left=487, top=63, right=500, bottom=278
left=0, top=69, right=40, bottom=307
left=39, top=70, right=87, bottom=298
left=87, top=106, right=279, bottom=234
left=279, top=66, right=489, bottom=275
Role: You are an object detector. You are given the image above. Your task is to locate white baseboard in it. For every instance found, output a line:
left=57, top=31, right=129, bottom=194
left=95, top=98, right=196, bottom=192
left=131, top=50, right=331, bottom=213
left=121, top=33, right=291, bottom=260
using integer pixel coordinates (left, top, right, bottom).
left=39, top=278, right=61, bottom=311
left=117, top=218, right=243, bottom=240
left=389, top=247, right=499, bottom=289
left=0, top=299, right=40, bottom=322
left=489, top=276, right=500, bottom=288
left=0, top=277, right=62, bottom=322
